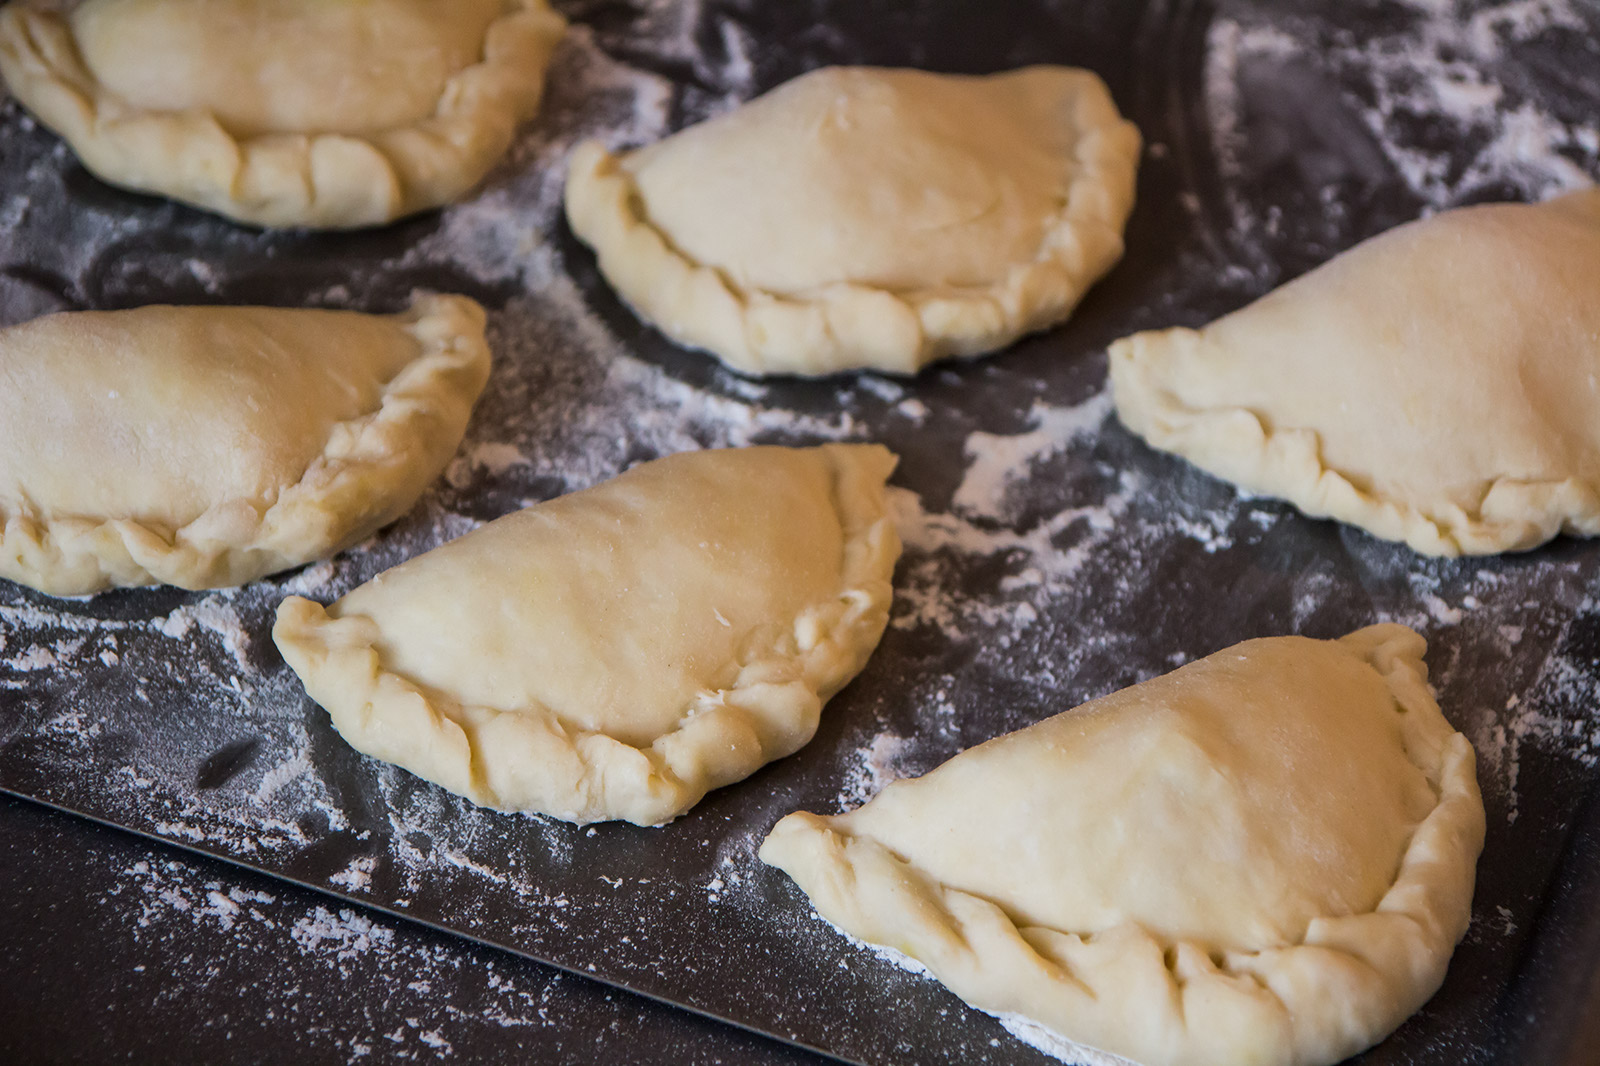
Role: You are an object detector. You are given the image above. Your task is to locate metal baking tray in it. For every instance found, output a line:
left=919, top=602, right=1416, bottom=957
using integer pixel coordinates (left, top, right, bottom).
left=3, top=1, right=1599, bottom=1062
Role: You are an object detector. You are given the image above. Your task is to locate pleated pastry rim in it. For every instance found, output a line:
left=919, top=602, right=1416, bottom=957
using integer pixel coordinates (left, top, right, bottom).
left=273, top=443, right=902, bottom=827
left=1110, top=324, right=1600, bottom=557
left=760, top=625, right=1485, bottom=1066
left=563, top=67, right=1140, bottom=377
left=0, top=292, right=492, bottom=594
left=0, top=0, right=567, bottom=228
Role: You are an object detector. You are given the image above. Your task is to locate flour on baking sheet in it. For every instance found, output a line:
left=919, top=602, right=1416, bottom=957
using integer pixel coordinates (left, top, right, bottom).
left=827, top=918, right=1137, bottom=1065
left=1206, top=0, right=1599, bottom=211
left=1, top=1, right=1596, bottom=1059
left=108, top=853, right=606, bottom=1059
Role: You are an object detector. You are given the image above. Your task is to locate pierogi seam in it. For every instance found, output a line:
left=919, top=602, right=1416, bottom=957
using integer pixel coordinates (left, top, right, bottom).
left=1109, top=327, right=1600, bottom=557
left=759, top=626, right=1485, bottom=1066
left=273, top=444, right=901, bottom=827
left=563, top=69, right=1140, bottom=377
left=0, top=293, right=491, bottom=594
left=0, top=0, right=567, bottom=228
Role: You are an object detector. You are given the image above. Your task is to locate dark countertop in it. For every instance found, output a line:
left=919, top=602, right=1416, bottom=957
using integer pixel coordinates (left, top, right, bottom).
left=8, top=781, right=1600, bottom=1065
left=0, top=794, right=820, bottom=1065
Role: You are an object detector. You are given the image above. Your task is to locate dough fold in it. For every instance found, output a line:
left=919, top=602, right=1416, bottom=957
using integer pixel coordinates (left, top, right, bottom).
left=0, top=0, right=567, bottom=228
left=1110, top=188, right=1600, bottom=556
left=761, top=625, right=1484, bottom=1066
left=0, top=293, right=491, bottom=594
left=273, top=445, right=901, bottom=826
left=565, top=66, right=1140, bottom=376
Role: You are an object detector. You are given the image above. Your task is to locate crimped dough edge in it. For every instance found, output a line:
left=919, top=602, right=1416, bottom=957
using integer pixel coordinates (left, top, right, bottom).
left=272, top=443, right=902, bottom=827
left=1109, top=327, right=1600, bottom=557
left=760, top=624, right=1485, bottom=1066
left=0, top=0, right=567, bottom=228
left=563, top=68, right=1140, bottom=378
left=0, top=292, right=492, bottom=595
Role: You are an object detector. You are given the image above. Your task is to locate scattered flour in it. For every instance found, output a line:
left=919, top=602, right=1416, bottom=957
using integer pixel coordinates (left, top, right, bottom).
left=1207, top=0, right=1598, bottom=214
left=0, top=2, right=1597, bottom=1063
left=832, top=917, right=1138, bottom=1065
left=292, top=906, right=397, bottom=964
left=154, top=598, right=254, bottom=672
left=996, top=1014, right=1141, bottom=1066
left=835, top=733, right=914, bottom=809
left=953, top=393, right=1114, bottom=518
left=107, top=854, right=600, bottom=1059
left=330, top=855, right=380, bottom=893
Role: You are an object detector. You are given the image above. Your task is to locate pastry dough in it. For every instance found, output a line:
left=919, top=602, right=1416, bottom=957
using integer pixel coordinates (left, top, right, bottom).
left=0, top=293, right=490, bottom=595
left=565, top=66, right=1140, bottom=376
left=0, top=0, right=567, bottom=228
left=273, top=445, right=901, bottom=826
left=1110, top=188, right=1600, bottom=556
left=762, top=625, right=1484, bottom=1066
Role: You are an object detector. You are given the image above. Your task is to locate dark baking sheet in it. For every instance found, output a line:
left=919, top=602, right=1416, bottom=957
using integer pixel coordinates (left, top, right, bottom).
left=0, top=793, right=824, bottom=1066
left=4, top=1, right=1600, bottom=1064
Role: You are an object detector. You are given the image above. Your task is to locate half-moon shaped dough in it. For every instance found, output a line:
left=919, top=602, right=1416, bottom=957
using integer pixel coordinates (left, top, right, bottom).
left=761, top=625, right=1484, bottom=1066
left=1110, top=187, right=1600, bottom=556
left=0, top=0, right=567, bottom=228
left=0, top=293, right=491, bottom=595
left=565, top=66, right=1141, bottom=377
left=273, top=444, right=901, bottom=826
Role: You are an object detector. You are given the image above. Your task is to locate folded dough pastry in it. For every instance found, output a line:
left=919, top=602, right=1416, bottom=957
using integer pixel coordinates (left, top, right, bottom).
left=1110, top=187, right=1600, bottom=556
left=0, top=0, right=567, bottom=228
left=0, top=293, right=491, bottom=595
left=273, top=444, right=901, bottom=826
left=762, top=625, right=1484, bottom=1066
left=565, top=66, right=1140, bottom=376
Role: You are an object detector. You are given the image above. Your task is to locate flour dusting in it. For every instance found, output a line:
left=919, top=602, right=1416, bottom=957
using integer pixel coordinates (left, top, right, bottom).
left=1206, top=0, right=1598, bottom=222
left=996, top=1014, right=1141, bottom=1066
left=953, top=393, right=1113, bottom=519
left=106, top=852, right=600, bottom=1059
left=0, top=1, right=1597, bottom=1063
left=836, top=732, right=914, bottom=808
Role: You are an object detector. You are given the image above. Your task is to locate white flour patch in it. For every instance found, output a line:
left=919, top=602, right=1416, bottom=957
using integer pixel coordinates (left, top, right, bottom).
left=829, top=919, right=932, bottom=979
left=97, top=852, right=604, bottom=1055
left=836, top=732, right=914, bottom=809
left=888, top=469, right=1135, bottom=657
left=8, top=643, right=58, bottom=670
left=254, top=743, right=313, bottom=804
left=953, top=393, right=1113, bottom=518
left=449, top=440, right=531, bottom=485
left=278, top=559, right=338, bottom=597
left=995, top=1013, right=1142, bottom=1066
left=329, top=856, right=379, bottom=893
left=1207, top=0, right=1599, bottom=211
left=153, top=598, right=254, bottom=672
left=122, top=860, right=279, bottom=932
left=292, top=906, right=397, bottom=965
left=704, top=848, right=755, bottom=905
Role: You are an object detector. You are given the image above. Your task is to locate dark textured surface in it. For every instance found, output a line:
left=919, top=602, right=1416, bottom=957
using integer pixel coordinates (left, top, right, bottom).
left=0, top=794, right=822, bottom=1065
left=2, top=1, right=1600, bottom=1064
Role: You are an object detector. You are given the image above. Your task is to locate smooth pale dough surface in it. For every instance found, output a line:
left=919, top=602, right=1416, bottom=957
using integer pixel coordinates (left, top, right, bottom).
left=565, top=66, right=1140, bottom=376
left=0, top=293, right=490, bottom=595
left=0, top=0, right=566, bottom=227
left=1110, top=187, right=1600, bottom=556
left=761, top=625, right=1485, bottom=1066
left=273, top=445, right=901, bottom=826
